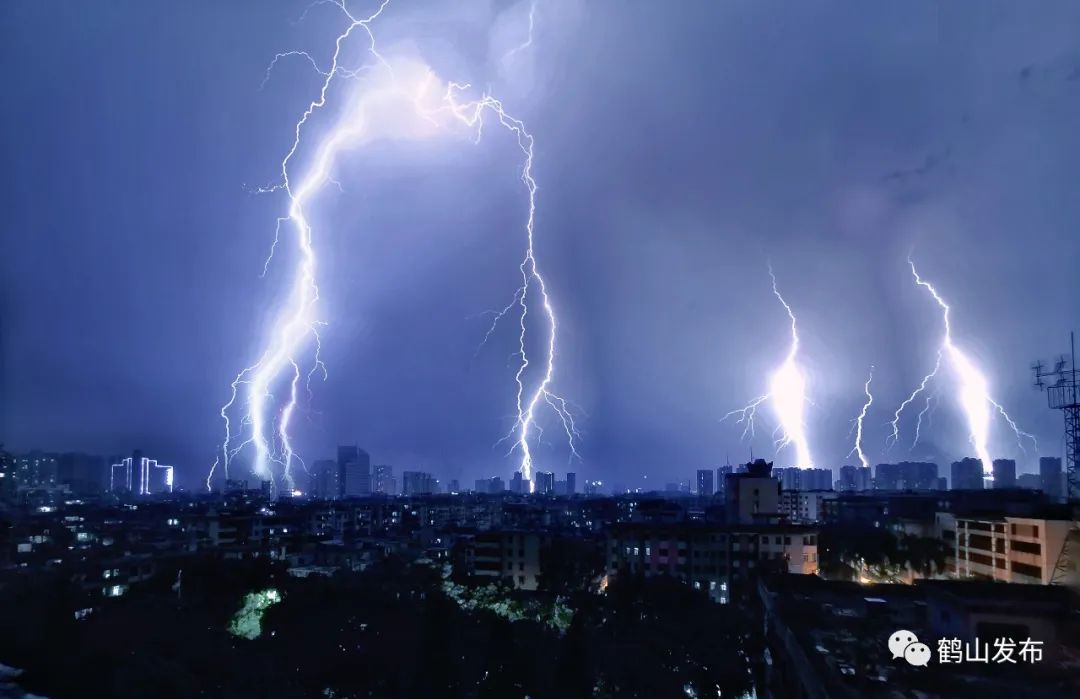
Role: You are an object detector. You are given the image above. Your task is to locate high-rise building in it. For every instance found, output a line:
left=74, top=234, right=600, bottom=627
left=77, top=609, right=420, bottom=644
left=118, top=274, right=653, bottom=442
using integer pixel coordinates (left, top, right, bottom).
left=57, top=453, right=106, bottom=495
left=584, top=480, right=602, bottom=495
left=874, top=462, right=938, bottom=490
left=535, top=471, right=555, bottom=494
left=565, top=472, right=576, bottom=495
left=715, top=465, right=734, bottom=495
left=109, top=451, right=173, bottom=495
left=804, top=468, right=834, bottom=491
left=373, top=464, right=395, bottom=494
left=309, top=459, right=338, bottom=499
left=0, top=448, right=12, bottom=501
left=474, top=476, right=505, bottom=494
left=951, top=458, right=985, bottom=490
left=992, top=459, right=1017, bottom=489
left=837, top=465, right=871, bottom=492
left=1040, top=457, right=1063, bottom=499
left=448, top=479, right=460, bottom=494
left=772, top=467, right=833, bottom=492
left=15, top=451, right=59, bottom=489
left=696, top=469, right=715, bottom=496
left=724, top=459, right=780, bottom=524
left=510, top=471, right=526, bottom=494
left=773, top=467, right=801, bottom=492
left=402, top=471, right=436, bottom=496
left=337, top=446, right=371, bottom=498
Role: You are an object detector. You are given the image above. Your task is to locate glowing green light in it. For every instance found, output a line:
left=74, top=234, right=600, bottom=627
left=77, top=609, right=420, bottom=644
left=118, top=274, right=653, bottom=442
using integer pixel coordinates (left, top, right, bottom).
left=228, top=588, right=282, bottom=640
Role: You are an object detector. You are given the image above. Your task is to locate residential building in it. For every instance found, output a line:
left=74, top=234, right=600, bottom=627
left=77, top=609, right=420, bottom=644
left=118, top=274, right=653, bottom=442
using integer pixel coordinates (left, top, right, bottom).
left=875, top=461, right=939, bottom=490
left=992, top=458, right=1017, bottom=489
left=1040, top=456, right=1063, bottom=499
left=837, top=464, right=871, bottom=492
left=779, top=490, right=836, bottom=523
left=373, top=464, right=395, bottom=494
left=459, top=530, right=543, bottom=590
left=606, top=521, right=818, bottom=604
left=535, top=471, right=555, bottom=495
left=309, top=460, right=338, bottom=499
left=337, top=446, right=371, bottom=498
left=696, top=469, right=714, bottom=496
left=935, top=511, right=1077, bottom=584
left=951, top=457, right=985, bottom=490
left=724, top=459, right=781, bottom=524
left=402, top=471, right=436, bottom=496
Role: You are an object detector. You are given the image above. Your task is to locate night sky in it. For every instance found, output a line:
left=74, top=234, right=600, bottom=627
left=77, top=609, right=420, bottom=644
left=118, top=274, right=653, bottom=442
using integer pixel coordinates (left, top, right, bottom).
left=3, top=0, right=1080, bottom=489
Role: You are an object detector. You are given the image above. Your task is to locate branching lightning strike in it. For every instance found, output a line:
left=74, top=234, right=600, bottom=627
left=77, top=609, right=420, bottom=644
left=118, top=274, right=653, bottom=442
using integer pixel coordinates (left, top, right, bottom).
left=888, top=259, right=1036, bottom=476
left=848, top=366, right=874, bottom=469
left=723, top=267, right=814, bottom=468
left=210, top=0, right=575, bottom=492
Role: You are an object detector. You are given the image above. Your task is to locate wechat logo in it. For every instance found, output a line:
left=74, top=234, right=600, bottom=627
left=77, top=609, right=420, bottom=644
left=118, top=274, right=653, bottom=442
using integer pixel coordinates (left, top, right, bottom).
left=888, top=630, right=931, bottom=667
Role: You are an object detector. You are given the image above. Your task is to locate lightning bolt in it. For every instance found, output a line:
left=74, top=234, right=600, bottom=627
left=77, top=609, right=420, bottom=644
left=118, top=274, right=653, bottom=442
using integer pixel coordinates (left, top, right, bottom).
left=890, top=259, right=1037, bottom=477
left=210, top=0, right=576, bottom=492
left=847, top=366, right=874, bottom=469
left=502, top=0, right=537, bottom=65
left=723, top=266, right=814, bottom=468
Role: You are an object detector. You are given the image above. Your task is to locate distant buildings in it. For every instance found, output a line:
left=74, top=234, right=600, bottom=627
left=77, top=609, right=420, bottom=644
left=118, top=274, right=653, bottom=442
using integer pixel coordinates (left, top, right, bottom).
left=509, top=471, right=527, bottom=494
left=309, top=459, right=338, bottom=499
left=109, top=451, right=173, bottom=495
left=874, top=461, right=939, bottom=490
left=14, top=451, right=58, bottom=489
left=57, top=452, right=106, bottom=495
left=773, top=467, right=832, bottom=492
left=337, top=446, right=371, bottom=498
left=373, top=464, right=395, bottom=495
left=715, top=465, right=733, bottom=494
left=584, top=479, right=602, bottom=495
left=951, top=457, right=985, bottom=490
left=836, top=464, right=871, bottom=492
left=565, top=472, right=576, bottom=495
left=696, top=469, right=714, bottom=496
left=992, top=458, right=1017, bottom=488
left=402, top=471, right=436, bottom=496
left=1040, top=456, right=1063, bottom=499
left=474, top=477, right=505, bottom=494
left=534, top=471, right=555, bottom=495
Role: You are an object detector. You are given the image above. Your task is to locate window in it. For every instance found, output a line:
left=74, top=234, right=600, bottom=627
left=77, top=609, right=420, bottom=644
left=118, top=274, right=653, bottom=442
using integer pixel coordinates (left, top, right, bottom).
left=1011, top=540, right=1041, bottom=555
left=784, top=536, right=791, bottom=545
left=1011, top=561, right=1042, bottom=579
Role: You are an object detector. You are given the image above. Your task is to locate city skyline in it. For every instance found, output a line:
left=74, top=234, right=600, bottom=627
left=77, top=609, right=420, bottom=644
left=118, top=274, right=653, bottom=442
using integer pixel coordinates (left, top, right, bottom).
left=3, top=0, right=1080, bottom=490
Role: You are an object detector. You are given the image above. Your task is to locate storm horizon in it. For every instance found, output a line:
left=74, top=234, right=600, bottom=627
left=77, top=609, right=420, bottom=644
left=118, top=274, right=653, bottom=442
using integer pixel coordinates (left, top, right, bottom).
left=3, top=0, right=1080, bottom=490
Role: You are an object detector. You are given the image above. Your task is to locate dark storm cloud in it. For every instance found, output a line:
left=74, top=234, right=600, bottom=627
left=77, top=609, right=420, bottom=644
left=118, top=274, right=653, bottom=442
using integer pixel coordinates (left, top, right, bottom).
left=2, top=0, right=1079, bottom=488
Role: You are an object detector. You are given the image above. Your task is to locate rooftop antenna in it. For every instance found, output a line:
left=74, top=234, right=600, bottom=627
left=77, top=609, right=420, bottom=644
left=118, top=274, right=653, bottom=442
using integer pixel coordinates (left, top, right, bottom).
left=1032, top=331, right=1080, bottom=499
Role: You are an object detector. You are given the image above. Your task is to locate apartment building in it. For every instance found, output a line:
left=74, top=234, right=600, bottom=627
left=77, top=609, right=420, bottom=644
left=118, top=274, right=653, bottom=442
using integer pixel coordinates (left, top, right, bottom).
left=935, top=512, right=1076, bottom=584
left=606, top=522, right=818, bottom=603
